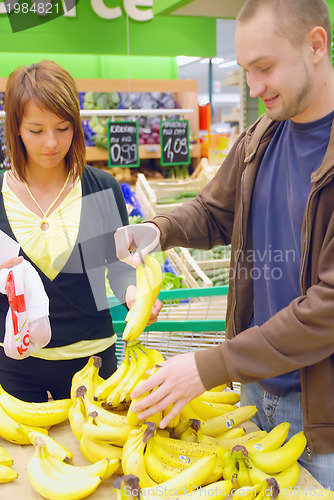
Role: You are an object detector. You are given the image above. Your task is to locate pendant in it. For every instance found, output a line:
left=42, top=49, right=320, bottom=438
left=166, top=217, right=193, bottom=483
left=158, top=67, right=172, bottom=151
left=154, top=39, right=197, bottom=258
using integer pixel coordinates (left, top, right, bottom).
left=40, top=218, right=50, bottom=231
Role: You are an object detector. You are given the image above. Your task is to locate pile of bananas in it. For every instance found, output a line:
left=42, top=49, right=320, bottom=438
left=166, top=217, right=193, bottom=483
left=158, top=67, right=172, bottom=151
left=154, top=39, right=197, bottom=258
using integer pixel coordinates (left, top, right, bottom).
left=0, top=254, right=320, bottom=498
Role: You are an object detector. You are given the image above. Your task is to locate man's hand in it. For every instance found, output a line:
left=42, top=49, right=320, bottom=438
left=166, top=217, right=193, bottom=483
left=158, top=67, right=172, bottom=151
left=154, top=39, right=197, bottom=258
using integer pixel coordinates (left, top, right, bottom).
left=114, top=223, right=161, bottom=268
left=125, top=284, right=163, bottom=325
left=130, top=351, right=206, bottom=428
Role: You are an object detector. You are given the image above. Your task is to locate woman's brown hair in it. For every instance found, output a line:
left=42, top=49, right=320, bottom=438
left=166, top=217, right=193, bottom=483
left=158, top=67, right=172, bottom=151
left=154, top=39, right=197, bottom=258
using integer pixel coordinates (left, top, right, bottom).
left=4, top=60, right=86, bottom=182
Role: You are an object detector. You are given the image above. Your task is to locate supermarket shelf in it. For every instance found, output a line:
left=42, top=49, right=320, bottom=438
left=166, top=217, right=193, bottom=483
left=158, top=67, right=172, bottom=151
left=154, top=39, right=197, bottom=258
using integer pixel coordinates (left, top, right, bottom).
left=86, top=142, right=201, bottom=162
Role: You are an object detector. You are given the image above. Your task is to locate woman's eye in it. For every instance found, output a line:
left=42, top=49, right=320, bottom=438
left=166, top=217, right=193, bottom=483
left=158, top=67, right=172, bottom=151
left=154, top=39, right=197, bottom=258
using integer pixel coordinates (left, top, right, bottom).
left=58, top=127, right=69, bottom=132
left=29, top=130, right=42, bottom=134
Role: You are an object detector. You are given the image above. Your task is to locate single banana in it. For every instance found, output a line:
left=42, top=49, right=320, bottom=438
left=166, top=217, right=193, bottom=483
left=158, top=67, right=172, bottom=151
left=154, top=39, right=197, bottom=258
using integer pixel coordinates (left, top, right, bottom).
left=0, top=464, right=17, bottom=483
left=174, top=419, right=193, bottom=438
left=68, top=387, right=88, bottom=441
left=84, top=397, right=130, bottom=429
left=247, top=422, right=290, bottom=455
left=189, top=396, right=236, bottom=420
left=28, top=438, right=102, bottom=500
left=123, top=254, right=162, bottom=344
left=94, top=349, right=131, bottom=402
left=217, top=427, right=246, bottom=440
left=0, top=384, right=71, bottom=427
left=180, top=427, right=198, bottom=442
left=79, top=434, right=123, bottom=468
left=70, top=355, right=104, bottom=403
left=111, top=345, right=153, bottom=407
left=199, top=390, right=240, bottom=405
left=113, top=474, right=141, bottom=500
left=248, top=460, right=300, bottom=488
left=138, top=343, right=165, bottom=366
left=106, top=347, right=139, bottom=407
left=248, top=431, right=307, bottom=475
left=151, top=431, right=226, bottom=461
left=221, top=452, right=239, bottom=488
left=122, top=423, right=157, bottom=488
left=200, top=405, right=258, bottom=437
left=82, top=411, right=132, bottom=447
left=232, top=478, right=276, bottom=500
left=144, top=438, right=187, bottom=483
left=210, top=384, right=228, bottom=392
left=43, top=446, right=120, bottom=481
left=19, top=425, right=73, bottom=462
left=237, top=456, right=252, bottom=487
left=0, top=446, right=13, bottom=467
left=140, top=453, right=217, bottom=496
left=0, top=401, right=48, bottom=445
left=211, top=430, right=268, bottom=450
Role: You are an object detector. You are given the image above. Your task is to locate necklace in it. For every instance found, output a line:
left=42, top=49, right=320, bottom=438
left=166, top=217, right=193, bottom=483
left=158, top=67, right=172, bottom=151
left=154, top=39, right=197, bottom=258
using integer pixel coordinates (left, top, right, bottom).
left=24, top=170, right=72, bottom=230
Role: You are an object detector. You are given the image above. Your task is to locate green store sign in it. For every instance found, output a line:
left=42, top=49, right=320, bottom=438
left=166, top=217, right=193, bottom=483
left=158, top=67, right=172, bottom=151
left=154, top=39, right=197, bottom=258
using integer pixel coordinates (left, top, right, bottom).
left=0, top=1, right=216, bottom=57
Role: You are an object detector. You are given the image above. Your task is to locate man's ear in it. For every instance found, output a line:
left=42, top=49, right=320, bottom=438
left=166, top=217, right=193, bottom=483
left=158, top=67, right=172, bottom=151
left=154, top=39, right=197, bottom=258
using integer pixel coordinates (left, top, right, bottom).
left=307, top=26, right=328, bottom=62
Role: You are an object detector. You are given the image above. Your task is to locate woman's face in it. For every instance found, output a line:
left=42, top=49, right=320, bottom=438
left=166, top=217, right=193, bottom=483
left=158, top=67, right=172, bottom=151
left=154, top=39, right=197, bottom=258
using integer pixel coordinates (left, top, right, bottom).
left=19, top=101, right=73, bottom=172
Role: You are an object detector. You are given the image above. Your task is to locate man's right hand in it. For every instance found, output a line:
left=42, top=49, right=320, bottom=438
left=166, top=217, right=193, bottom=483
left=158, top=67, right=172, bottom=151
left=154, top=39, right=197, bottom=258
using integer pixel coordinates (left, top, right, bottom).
left=114, top=222, right=161, bottom=268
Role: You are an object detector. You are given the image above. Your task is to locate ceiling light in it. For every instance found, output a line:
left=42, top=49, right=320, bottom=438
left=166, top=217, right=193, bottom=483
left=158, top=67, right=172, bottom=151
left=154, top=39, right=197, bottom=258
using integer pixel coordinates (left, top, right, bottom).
left=176, top=56, right=202, bottom=67
left=218, top=59, right=238, bottom=69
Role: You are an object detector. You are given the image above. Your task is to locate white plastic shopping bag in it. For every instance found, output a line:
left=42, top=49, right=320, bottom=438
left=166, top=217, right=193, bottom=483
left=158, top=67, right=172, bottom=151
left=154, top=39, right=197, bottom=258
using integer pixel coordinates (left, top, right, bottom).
left=0, top=260, right=51, bottom=360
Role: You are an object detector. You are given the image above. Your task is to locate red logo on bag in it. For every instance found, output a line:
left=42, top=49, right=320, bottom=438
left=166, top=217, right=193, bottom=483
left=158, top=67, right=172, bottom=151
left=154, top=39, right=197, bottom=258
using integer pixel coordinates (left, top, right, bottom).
left=5, top=270, right=30, bottom=354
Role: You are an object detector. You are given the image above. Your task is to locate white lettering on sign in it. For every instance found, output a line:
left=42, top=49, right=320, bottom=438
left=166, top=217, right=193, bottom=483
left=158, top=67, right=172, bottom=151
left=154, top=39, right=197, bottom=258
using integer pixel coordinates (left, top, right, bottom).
left=0, top=0, right=154, bottom=20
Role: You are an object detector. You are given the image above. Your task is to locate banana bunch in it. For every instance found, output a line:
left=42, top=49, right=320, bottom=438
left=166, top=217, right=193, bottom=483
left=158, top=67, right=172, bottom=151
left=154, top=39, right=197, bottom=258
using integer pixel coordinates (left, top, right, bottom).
left=0, top=445, right=17, bottom=483
left=94, top=342, right=165, bottom=410
left=212, top=426, right=306, bottom=489
left=122, top=254, right=162, bottom=344
left=27, top=436, right=120, bottom=500
left=70, top=355, right=104, bottom=404
left=0, top=383, right=71, bottom=428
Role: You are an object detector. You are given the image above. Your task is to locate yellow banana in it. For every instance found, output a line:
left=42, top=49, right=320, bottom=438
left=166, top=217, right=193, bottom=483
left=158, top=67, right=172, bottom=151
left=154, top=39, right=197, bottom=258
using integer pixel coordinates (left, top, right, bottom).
left=199, top=390, right=240, bottom=405
left=19, top=425, right=73, bottom=462
left=0, top=464, right=17, bottom=483
left=0, top=446, right=13, bottom=467
left=82, top=410, right=132, bottom=447
left=247, top=422, right=290, bottom=455
left=28, top=438, right=102, bottom=500
left=138, top=343, right=165, bottom=366
left=221, top=452, right=239, bottom=487
left=248, top=431, right=307, bottom=475
left=122, top=423, right=157, bottom=488
left=210, top=384, right=228, bottom=392
left=68, top=387, right=87, bottom=441
left=0, top=401, right=48, bottom=445
left=123, top=254, right=162, bottom=344
left=111, top=345, right=153, bottom=408
left=144, top=438, right=187, bottom=483
left=127, top=364, right=163, bottom=426
left=232, top=479, right=276, bottom=500
left=79, top=434, right=123, bottom=469
left=189, top=397, right=236, bottom=420
left=151, top=430, right=226, bottom=460
left=248, top=460, right=300, bottom=488
left=237, top=456, right=252, bottom=487
left=200, top=405, right=258, bottom=437
left=106, top=347, right=139, bottom=407
left=0, top=384, right=71, bottom=427
left=174, top=419, right=193, bottom=438
left=217, top=427, right=246, bottom=439
left=162, top=403, right=180, bottom=428
left=141, top=453, right=217, bottom=496
left=42, top=445, right=120, bottom=481
left=84, top=397, right=130, bottom=429
left=94, top=349, right=130, bottom=402
left=212, top=430, right=268, bottom=450
left=70, top=355, right=104, bottom=404
left=113, top=474, right=141, bottom=500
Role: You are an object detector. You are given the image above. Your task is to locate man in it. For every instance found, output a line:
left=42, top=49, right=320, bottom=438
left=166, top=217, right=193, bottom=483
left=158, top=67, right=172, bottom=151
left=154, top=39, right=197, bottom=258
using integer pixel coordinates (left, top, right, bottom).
left=115, top=0, right=334, bottom=488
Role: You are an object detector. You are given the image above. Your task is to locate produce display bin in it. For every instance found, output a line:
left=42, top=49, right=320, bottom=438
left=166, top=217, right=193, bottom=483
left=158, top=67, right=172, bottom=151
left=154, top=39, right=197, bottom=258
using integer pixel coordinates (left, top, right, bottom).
left=109, top=285, right=228, bottom=363
left=135, top=172, right=207, bottom=218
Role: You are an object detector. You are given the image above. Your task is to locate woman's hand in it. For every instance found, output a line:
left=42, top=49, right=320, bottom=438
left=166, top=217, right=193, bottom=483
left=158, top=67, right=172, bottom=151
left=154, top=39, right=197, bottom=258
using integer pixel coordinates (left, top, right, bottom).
left=130, top=351, right=206, bottom=428
left=0, top=256, right=23, bottom=271
left=125, top=284, right=163, bottom=325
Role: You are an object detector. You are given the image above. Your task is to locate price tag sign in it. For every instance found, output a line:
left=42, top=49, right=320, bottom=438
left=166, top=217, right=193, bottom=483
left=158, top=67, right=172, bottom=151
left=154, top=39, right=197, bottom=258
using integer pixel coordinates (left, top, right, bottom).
left=160, top=119, right=190, bottom=166
left=107, top=121, right=140, bottom=167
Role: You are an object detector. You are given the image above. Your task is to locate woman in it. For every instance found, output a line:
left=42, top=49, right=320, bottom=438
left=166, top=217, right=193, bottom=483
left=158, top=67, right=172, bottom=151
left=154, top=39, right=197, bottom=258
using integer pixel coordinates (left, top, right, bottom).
left=0, top=60, right=161, bottom=402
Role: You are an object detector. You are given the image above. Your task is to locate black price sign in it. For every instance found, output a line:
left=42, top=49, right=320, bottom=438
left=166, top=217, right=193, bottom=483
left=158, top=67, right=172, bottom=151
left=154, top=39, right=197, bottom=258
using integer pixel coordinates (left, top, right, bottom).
left=107, top=121, right=139, bottom=167
left=160, top=119, right=190, bottom=166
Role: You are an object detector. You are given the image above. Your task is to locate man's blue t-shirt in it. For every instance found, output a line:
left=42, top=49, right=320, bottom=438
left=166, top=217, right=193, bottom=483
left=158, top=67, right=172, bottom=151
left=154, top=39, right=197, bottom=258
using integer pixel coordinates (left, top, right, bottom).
left=250, top=112, right=334, bottom=395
